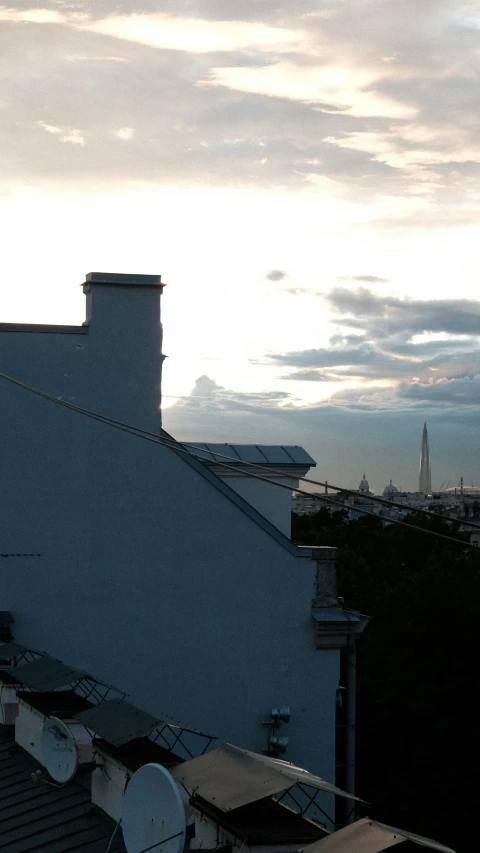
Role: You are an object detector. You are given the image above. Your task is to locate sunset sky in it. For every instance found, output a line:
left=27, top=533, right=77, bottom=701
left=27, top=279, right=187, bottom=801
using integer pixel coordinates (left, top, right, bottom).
left=1, top=1, right=479, bottom=491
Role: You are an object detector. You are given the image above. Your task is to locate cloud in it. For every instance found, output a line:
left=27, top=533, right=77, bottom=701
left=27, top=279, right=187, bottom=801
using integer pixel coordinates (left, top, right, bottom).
left=170, top=375, right=294, bottom=413
left=270, top=345, right=381, bottom=368
left=203, top=61, right=418, bottom=119
left=399, top=375, right=480, bottom=404
left=264, top=288, right=480, bottom=404
left=328, top=288, right=480, bottom=338
left=266, top=269, right=287, bottom=281
left=1, top=0, right=479, bottom=202
left=279, top=370, right=337, bottom=381
left=340, top=275, right=390, bottom=283
left=85, top=12, right=303, bottom=54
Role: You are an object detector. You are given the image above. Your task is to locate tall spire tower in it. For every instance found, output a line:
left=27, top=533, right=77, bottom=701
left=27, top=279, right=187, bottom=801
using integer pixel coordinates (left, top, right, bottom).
left=419, top=422, right=432, bottom=494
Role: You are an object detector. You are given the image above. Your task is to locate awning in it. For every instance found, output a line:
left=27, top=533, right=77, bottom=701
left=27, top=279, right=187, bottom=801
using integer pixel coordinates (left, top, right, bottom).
left=14, top=657, right=89, bottom=691
left=171, top=743, right=362, bottom=811
left=75, top=699, right=167, bottom=746
left=0, top=641, right=43, bottom=659
left=299, top=818, right=456, bottom=853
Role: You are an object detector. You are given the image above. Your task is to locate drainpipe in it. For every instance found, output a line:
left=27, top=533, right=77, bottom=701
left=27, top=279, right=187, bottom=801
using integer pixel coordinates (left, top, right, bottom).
left=345, top=634, right=357, bottom=823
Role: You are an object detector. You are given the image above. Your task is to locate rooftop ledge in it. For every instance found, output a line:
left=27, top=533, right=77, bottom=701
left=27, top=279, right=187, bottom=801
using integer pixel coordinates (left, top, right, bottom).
left=0, top=323, right=88, bottom=334
left=84, top=271, right=164, bottom=287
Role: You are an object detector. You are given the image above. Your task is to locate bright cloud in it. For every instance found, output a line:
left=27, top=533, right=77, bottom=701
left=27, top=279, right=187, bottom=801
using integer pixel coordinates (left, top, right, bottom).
left=0, top=1, right=480, bottom=487
left=202, top=62, right=418, bottom=119
left=116, top=127, right=134, bottom=140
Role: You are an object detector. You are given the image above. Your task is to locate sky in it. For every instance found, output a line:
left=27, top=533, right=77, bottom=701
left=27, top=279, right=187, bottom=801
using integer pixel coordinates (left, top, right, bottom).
left=1, top=1, right=479, bottom=492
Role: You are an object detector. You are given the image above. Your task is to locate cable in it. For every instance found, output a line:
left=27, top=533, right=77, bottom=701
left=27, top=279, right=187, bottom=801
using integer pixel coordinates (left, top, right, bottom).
left=105, top=817, right=122, bottom=853
left=286, top=489, right=478, bottom=550
left=173, top=441, right=480, bottom=531
left=0, top=370, right=478, bottom=551
left=2, top=366, right=477, bottom=530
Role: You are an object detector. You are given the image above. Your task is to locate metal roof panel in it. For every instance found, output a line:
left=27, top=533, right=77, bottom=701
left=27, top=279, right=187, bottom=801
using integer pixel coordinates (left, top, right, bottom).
left=74, top=699, right=163, bottom=746
left=311, top=608, right=363, bottom=623
left=14, top=658, right=88, bottom=691
left=183, top=443, right=316, bottom=467
left=0, top=727, right=126, bottom=852
left=171, top=743, right=361, bottom=811
left=0, top=642, right=41, bottom=659
left=299, top=818, right=456, bottom=853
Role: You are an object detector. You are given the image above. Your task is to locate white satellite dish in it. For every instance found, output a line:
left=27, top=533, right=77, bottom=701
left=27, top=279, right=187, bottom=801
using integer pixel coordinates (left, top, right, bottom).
left=42, top=716, right=93, bottom=783
left=122, top=763, right=186, bottom=853
left=42, top=717, right=79, bottom=783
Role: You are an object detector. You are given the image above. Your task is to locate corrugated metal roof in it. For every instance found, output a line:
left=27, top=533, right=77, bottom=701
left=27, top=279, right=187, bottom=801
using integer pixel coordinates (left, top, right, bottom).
left=75, top=699, right=164, bottom=746
left=194, top=795, right=329, bottom=845
left=13, top=658, right=88, bottom=691
left=0, top=725, right=126, bottom=852
left=182, top=443, right=316, bottom=467
left=171, top=743, right=361, bottom=812
left=0, top=642, right=43, bottom=660
left=18, top=690, right=93, bottom=717
left=299, top=817, right=456, bottom=853
left=75, top=699, right=213, bottom=746
left=93, top=737, right=183, bottom=773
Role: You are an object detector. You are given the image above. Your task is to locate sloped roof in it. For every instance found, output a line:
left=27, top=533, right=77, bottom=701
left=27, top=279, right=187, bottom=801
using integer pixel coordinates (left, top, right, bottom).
left=299, top=817, right=455, bottom=853
left=182, top=443, right=316, bottom=467
left=171, top=743, right=361, bottom=811
left=74, top=699, right=168, bottom=746
left=0, top=726, right=126, bottom=852
left=162, top=429, right=318, bottom=558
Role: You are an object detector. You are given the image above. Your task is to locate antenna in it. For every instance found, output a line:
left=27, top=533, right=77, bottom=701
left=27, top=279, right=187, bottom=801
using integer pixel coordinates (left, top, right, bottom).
left=122, top=763, right=186, bottom=853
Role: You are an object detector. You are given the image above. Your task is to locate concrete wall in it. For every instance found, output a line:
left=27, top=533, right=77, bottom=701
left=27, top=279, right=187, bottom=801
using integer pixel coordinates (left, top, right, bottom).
left=0, top=277, right=339, bottom=806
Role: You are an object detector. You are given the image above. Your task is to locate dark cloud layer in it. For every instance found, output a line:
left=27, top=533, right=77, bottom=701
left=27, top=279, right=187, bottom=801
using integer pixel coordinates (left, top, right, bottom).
left=266, top=269, right=287, bottom=281
left=266, top=288, right=480, bottom=406
left=163, top=373, right=480, bottom=490
left=329, top=288, right=480, bottom=338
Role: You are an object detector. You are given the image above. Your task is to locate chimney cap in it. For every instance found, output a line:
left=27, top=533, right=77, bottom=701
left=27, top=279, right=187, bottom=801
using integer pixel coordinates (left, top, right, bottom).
left=85, top=272, right=163, bottom=287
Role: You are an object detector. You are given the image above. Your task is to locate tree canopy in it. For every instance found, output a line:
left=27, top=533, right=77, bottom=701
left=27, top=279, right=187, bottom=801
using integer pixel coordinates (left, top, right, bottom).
left=292, top=507, right=480, bottom=851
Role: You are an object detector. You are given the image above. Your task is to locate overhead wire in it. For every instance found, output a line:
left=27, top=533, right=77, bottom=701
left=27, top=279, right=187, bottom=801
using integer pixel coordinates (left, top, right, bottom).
left=166, top=443, right=479, bottom=531
left=176, top=440, right=480, bottom=531
left=2, top=366, right=476, bottom=530
left=0, top=370, right=478, bottom=551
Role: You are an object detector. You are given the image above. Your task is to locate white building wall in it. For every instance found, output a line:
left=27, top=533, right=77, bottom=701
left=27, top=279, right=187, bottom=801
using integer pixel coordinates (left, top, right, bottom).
left=223, top=475, right=295, bottom=538
left=0, top=276, right=339, bottom=799
left=91, top=756, right=128, bottom=822
left=15, top=699, right=45, bottom=764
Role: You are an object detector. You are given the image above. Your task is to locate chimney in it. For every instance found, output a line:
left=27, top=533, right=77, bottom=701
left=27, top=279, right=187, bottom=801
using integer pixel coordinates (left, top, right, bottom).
left=82, top=272, right=166, bottom=432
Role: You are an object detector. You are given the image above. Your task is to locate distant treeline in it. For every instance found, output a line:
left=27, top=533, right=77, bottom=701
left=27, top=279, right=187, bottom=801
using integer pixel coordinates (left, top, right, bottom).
left=292, top=507, right=479, bottom=852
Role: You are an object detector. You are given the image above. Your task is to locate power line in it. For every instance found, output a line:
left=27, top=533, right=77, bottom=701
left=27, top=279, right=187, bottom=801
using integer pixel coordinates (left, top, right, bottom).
left=0, top=370, right=478, bottom=551
left=177, top=441, right=480, bottom=531
left=103, top=411, right=480, bottom=531
left=5, top=366, right=476, bottom=530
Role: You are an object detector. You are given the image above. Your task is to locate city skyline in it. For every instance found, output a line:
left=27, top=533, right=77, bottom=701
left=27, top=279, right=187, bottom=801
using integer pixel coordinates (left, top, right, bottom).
left=0, top=2, right=479, bottom=487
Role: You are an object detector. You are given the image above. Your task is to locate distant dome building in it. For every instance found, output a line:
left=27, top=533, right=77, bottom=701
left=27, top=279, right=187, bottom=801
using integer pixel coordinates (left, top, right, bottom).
left=446, top=485, right=480, bottom=496
left=383, top=480, right=399, bottom=497
left=358, top=472, right=370, bottom=494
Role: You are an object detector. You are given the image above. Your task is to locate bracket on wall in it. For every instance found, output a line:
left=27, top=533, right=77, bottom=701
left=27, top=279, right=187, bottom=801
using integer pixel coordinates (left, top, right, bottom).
left=263, top=705, right=291, bottom=756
